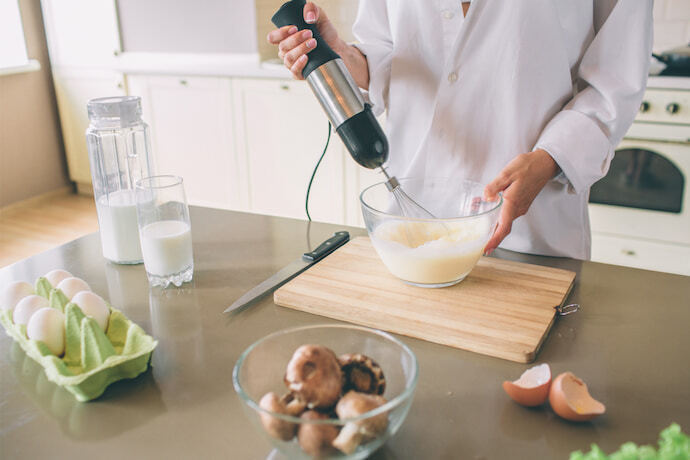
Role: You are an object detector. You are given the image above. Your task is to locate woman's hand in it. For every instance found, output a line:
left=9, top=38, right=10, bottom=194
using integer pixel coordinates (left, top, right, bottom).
left=266, top=2, right=343, bottom=80
left=483, top=149, right=560, bottom=255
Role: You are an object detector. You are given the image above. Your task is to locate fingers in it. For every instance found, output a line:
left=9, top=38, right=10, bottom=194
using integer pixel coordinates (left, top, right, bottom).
left=304, top=2, right=319, bottom=24
left=484, top=200, right=518, bottom=255
left=278, top=29, right=313, bottom=59
left=290, top=54, right=309, bottom=78
left=484, top=170, right=512, bottom=201
left=267, top=25, right=298, bottom=45
left=283, top=36, right=317, bottom=75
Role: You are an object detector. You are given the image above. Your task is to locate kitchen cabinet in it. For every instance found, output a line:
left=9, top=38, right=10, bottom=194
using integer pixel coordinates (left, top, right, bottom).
left=52, top=70, right=126, bottom=189
left=126, top=75, right=240, bottom=210
left=40, top=0, right=121, bottom=69
left=232, top=78, right=348, bottom=224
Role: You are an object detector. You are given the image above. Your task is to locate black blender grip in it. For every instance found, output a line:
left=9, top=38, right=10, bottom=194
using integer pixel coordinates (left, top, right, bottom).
left=271, top=0, right=340, bottom=78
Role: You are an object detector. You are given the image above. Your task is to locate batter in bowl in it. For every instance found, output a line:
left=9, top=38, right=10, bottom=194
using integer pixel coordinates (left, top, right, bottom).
left=370, top=217, right=490, bottom=287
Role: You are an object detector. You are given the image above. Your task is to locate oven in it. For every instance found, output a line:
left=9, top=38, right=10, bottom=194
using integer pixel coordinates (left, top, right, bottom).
left=588, top=81, right=690, bottom=276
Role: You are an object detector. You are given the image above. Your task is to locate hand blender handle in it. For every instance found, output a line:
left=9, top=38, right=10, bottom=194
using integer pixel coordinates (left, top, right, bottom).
left=271, top=0, right=340, bottom=78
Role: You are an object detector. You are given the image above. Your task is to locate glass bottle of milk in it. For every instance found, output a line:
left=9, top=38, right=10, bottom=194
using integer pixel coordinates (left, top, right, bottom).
left=86, top=96, right=154, bottom=264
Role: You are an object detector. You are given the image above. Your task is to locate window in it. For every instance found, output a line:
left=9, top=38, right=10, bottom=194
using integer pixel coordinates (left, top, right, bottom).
left=0, top=0, right=39, bottom=73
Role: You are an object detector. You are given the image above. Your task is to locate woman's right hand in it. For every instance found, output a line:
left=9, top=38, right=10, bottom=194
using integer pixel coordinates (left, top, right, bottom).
left=267, top=2, right=342, bottom=80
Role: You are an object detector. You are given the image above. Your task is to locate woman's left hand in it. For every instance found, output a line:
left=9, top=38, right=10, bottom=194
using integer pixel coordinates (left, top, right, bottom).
left=483, top=149, right=560, bottom=255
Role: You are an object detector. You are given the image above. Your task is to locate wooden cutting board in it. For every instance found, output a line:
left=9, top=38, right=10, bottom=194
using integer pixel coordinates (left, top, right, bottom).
left=274, top=237, right=576, bottom=363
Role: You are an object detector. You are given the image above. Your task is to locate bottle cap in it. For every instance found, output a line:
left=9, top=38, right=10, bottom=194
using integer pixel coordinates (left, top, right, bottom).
left=87, top=96, right=142, bottom=126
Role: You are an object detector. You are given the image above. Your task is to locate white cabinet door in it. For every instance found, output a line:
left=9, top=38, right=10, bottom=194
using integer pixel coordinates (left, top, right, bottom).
left=127, top=75, right=239, bottom=210
left=232, top=78, right=348, bottom=224
left=41, top=0, right=121, bottom=69
left=53, top=70, right=126, bottom=186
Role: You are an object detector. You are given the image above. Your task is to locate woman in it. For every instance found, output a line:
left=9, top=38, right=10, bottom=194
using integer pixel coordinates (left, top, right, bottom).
left=268, top=1, right=653, bottom=259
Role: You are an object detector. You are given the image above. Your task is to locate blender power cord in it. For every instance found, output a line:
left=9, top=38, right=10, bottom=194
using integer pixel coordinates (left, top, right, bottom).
left=305, top=121, right=332, bottom=221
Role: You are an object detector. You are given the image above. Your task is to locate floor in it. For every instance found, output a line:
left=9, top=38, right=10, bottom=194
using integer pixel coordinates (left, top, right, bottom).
left=0, top=192, right=98, bottom=268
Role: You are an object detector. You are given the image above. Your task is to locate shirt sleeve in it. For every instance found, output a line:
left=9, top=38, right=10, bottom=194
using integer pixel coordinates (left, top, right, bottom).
left=534, top=0, right=653, bottom=195
left=350, top=0, right=393, bottom=116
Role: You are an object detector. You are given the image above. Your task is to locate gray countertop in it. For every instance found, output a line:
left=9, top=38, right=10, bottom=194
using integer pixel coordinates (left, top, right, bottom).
left=1, top=207, right=689, bottom=459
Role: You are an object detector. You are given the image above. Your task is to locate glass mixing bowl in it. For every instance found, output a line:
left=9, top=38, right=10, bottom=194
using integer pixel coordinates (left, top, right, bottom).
left=233, top=324, right=418, bottom=459
left=360, top=177, right=502, bottom=288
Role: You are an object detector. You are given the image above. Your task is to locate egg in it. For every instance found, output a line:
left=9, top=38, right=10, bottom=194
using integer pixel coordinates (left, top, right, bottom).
left=27, top=307, right=65, bottom=356
left=71, top=291, right=110, bottom=331
left=13, top=295, right=50, bottom=326
left=549, top=372, right=606, bottom=422
left=2, top=281, right=34, bottom=312
left=503, top=363, right=552, bottom=407
left=44, top=269, right=73, bottom=287
left=56, top=277, right=91, bottom=300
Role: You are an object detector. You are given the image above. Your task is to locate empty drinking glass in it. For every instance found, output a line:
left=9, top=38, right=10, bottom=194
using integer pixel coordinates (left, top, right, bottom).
left=135, top=175, right=194, bottom=287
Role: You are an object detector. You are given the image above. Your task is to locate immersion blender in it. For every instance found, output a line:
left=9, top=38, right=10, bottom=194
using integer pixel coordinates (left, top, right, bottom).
left=271, top=0, right=436, bottom=219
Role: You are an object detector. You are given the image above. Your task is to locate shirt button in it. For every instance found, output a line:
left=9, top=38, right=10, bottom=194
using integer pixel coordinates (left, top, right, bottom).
left=448, top=72, right=458, bottom=83
left=442, top=10, right=454, bottom=19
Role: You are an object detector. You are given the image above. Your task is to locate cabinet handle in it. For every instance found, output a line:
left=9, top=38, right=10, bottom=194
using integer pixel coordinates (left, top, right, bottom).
left=621, top=249, right=636, bottom=256
left=180, top=79, right=188, bottom=86
left=117, top=82, right=124, bottom=89
left=113, top=50, right=120, bottom=57
left=280, top=84, right=290, bottom=91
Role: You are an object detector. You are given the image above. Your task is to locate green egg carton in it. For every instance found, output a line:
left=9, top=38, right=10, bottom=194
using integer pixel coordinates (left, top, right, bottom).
left=0, top=277, right=157, bottom=402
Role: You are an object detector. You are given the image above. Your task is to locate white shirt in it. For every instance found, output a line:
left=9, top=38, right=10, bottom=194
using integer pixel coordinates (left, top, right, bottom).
left=352, top=0, right=652, bottom=259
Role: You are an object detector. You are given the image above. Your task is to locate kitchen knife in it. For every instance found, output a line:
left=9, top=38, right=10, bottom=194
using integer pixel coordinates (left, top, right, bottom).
left=223, top=231, right=350, bottom=313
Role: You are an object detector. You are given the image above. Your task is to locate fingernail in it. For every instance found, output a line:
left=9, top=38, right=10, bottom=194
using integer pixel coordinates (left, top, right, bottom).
left=306, top=38, right=317, bottom=49
left=299, top=55, right=307, bottom=63
left=288, top=26, right=298, bottom=34
left=302, top=30, right=313, bottom=39
left=305, top=12, right=316, bottom=23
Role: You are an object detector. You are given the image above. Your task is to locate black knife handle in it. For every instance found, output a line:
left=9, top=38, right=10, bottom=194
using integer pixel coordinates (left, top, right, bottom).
left=303, top=231, right=350, bottom=262
left=271, top=0, right=340, bottom=78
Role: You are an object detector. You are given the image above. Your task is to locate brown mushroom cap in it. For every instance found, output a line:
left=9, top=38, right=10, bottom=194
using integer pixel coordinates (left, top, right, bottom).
left=339, top=353, right=386, bottom=395
left=297, top=410, right=340, bottom=457
left=332, top=391, right=389, bottom=455
left=258, top=392, right=299, bottom=441
left=285, top=345, right=343, bottom=409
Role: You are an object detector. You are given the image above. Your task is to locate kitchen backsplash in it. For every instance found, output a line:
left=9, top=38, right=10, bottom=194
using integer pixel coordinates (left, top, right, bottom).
left=653, top=0, right=690, bottom=53
left=255, top=0, right=359, bottom=61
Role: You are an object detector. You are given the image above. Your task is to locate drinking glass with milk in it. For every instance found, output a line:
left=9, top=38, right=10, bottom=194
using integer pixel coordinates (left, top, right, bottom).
left=135, top=175, right=194, bottom=287
left=86, top=96, right=154, bottom=264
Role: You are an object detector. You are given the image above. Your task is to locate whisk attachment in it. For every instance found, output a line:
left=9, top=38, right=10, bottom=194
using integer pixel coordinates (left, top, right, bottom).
left=380, top=168, right=438, bottom=220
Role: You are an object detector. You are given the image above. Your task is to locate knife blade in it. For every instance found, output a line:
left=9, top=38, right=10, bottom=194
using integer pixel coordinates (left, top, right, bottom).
left=224, top=231, right=350, bottom=313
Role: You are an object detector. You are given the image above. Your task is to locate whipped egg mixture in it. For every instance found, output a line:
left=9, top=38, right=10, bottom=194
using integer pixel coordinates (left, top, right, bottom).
left=371, top=218, right=490, bottom=285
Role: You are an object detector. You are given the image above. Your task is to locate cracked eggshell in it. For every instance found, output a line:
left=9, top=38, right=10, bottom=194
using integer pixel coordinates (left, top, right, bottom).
left=13, top=295, right=50, bottom=326
left=2, top=281, right=34, bottom=312
left=549, top=372, right=606, bottom=422
left=503, top=363, right=552, bottom=407
left=27, top=307, right=65, bottom=356
left=71, top=291, right=110, bottom=331
left=56, top=277, right=91, bottom=300
left=44, top=269, right=73, bottom=288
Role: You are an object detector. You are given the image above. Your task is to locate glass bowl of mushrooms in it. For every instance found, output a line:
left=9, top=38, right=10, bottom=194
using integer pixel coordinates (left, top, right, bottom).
left=233, top=324, right=419, bottom=459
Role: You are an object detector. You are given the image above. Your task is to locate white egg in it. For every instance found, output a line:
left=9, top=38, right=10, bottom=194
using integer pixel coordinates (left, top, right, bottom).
left=13, top=295, right=50, bottom=326
left=27, top=307, right=65, bottom=356
left=2, top=281, right=34, bottom=312
left=44, top=269, right=73, bottom=287
left=71, top=291, right=110, bottom=331
left=56, top=277, right=91, bottom=300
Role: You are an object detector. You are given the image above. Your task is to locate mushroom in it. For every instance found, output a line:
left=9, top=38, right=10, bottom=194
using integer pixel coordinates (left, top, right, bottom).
left=339, top=353, right=386, bottom=395
left=285, top=345, right=343, bottom=409
left=297, top=410, right=340, bottom=457
left=332, top=391, right=388, bottom=455
left=258, top=392, right=307, bottom=441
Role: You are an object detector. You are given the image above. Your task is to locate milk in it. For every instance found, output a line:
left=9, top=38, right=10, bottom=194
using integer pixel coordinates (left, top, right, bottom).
left=140, top=220, right=193, bottom=276
left=96, top=190, right=142, bottom=264
left=371, top=218, right=489, bottom=285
